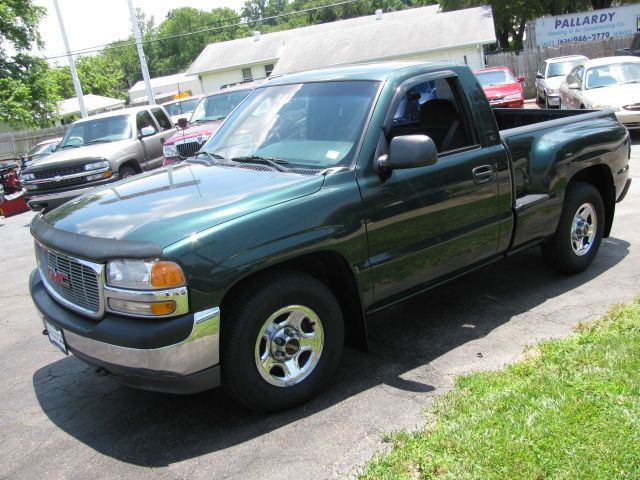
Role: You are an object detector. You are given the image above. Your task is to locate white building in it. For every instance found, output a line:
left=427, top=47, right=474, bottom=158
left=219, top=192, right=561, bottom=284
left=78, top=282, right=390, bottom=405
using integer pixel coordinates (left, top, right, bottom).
left=128, top=72, right=203, bottom=105
left=187, top=5, right=496, bottom=93
left=58, top=94, right=126, bottom=123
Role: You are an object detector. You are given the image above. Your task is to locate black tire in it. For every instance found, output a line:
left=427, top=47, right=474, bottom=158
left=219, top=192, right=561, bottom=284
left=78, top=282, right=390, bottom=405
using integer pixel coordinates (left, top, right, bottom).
left=544, top=96, right=549, bottom=109
left=541, top=182, right=604, bottom=274
left=119, top=165, right=137, bottom=179
left=222, top=271, right=344, bottom=412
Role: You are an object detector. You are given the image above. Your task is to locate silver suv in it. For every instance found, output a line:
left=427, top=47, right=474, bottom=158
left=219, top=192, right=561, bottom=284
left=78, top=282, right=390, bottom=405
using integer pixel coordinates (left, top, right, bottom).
left=22, top=105, right=176, bottom=212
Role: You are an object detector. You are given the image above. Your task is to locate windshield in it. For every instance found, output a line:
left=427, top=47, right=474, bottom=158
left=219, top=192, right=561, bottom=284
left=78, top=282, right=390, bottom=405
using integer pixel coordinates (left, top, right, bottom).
left=190, top=90, right=252, bottom=123
left=28, top=141, right=58, bottom=156
left=585, top=62, right=640, bottom=89
left=59, top=115, right=131, bottom=148
left=475, top=70, right=516, bottom=87
left=201, top=80, right=380, bottom=169
left=164, top=98, right=200, bottom=116
left=548, top=59, right=584, bottom=78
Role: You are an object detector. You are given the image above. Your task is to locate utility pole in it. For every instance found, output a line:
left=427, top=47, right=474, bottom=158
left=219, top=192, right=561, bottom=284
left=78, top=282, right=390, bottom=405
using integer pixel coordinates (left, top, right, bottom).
left=127, top=0, right=155, bottom=105
left=52, top=0, right=87, bottom=118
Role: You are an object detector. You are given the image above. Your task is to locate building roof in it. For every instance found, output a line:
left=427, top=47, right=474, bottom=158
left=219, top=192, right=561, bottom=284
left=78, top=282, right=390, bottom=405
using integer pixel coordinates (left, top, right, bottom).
left=58, top=94, right=125, bottom=117
left=187, top=5, right=495, bottom=76
left=128, top=72, right=199, bottom=94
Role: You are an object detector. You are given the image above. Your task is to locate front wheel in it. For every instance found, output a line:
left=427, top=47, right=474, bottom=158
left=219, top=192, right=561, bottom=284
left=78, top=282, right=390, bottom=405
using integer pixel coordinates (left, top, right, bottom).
left=119, top=165, right=137, bottom=179
left=222, top=271, right=344, bottom=412
left=541, top=182, right=604, bottom=274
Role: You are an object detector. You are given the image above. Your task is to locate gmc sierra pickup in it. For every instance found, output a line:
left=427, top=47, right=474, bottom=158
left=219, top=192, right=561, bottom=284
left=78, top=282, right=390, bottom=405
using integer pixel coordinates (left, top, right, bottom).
left=29, top=62, right=632, bottom=412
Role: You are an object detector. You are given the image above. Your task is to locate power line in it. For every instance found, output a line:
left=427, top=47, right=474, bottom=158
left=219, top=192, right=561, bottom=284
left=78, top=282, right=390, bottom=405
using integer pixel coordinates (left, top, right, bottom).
left=43, top=0, right=373, bottom=60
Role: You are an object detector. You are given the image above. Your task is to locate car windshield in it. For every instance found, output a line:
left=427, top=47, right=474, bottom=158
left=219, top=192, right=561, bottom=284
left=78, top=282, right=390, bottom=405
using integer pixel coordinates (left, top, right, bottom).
left=585, top=62, right=640, bottom=89
left=164, top=98, right=200, bottom=116
left=201, top=80, right=380, bottom=169
left=59, top=115, right=131, bottom=148
left=548, top=59, right=584, bottom=78
left=475, top=70, right=516, bottom=86
left=190, top=90, right=252, bottom=123
left=28, top=141, right=58, bottom=156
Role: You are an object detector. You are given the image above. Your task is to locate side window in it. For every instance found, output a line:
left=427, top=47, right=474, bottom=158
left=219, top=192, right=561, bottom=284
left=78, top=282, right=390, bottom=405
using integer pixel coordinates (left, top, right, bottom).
left=151, top=107, right=173, bottom=131
left=538, top=62, right=547, bottom=77
left=389, top=77, right=476, bottom=154
left=136, top=110, right=156, bottom=133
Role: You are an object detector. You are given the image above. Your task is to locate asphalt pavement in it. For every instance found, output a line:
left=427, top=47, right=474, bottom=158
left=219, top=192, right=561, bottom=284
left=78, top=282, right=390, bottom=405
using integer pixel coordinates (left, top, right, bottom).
left=1, top=135, right=639, bottom=479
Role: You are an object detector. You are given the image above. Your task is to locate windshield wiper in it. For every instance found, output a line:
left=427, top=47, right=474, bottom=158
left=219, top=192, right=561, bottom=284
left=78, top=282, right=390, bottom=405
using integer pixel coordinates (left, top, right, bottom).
left=86, top=139, right=112, bottom=144
left=230, top=155, right=290, bottom=172
left=59, top=144, right=83, bottom=149
left=620, top=80, right=640, bottom=85
left=188, top=151, right=225, bottom=165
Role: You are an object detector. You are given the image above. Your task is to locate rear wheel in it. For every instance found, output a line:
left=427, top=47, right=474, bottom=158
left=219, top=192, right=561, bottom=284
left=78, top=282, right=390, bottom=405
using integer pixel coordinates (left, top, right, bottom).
left=222, top=271, right=344, bottom=412
left=541, top=182, right=604, bottom=274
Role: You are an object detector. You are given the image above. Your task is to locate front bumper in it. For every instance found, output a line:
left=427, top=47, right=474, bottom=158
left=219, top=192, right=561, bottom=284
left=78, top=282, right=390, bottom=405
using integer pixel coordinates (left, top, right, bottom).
left=545, top=95, right=560, bottom=107
left=615, top=110, right=640, bottom=130
left=30, top=269, right=221, bottom=394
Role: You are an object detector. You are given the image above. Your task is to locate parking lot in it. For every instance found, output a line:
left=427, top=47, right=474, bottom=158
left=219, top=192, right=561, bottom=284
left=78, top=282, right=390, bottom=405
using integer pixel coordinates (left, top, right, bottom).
left=1, top=136, right=639, bottom=479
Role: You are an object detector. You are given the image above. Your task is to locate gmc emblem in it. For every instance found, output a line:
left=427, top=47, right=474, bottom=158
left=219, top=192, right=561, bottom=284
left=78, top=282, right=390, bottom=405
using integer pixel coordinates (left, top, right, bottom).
left=46, top=266, right=71, bottom=289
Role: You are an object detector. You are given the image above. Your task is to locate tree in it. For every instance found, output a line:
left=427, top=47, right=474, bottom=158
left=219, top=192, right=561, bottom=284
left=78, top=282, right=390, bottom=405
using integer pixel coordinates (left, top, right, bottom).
left=47, top=56, right=127, bottom=100
left=0, top=0, right=58, bottom=127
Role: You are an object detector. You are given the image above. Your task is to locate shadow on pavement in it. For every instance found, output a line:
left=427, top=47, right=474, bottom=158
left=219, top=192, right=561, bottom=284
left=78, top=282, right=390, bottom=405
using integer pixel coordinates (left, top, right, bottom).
left=33, top=237, right=629, bottom=467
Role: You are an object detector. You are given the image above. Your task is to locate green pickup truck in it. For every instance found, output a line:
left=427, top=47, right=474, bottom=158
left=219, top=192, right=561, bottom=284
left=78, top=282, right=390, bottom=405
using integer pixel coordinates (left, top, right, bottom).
left=30, top=62, right=632, bottom=412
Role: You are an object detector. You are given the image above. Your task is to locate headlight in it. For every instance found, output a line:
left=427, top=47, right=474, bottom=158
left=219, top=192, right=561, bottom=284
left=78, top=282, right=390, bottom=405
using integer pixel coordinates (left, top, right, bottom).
left=84, top=160, right=109, bottom=171
left=163, top=144, right=178, bottom=157
left=504, top=93, right=523, bottom=101
left=107, top=259, right=186, bottom=289
left=21, top=172, right=34, bottom=181
left=545, top=88, right=559, bottom=95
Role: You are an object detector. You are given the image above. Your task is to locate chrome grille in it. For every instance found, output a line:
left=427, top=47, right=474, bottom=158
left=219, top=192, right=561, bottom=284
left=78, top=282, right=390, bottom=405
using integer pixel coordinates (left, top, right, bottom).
left=176, top=140, right=203, bottom=158
left=34, top=165, right=84, bottom=180
left=36, top=176, right=86, bottom=190
left=36, top=242, right=102, bottom=316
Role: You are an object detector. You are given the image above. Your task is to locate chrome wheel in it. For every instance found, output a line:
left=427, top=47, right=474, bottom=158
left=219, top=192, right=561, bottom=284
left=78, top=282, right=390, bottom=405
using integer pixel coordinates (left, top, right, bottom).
left=255, top=305, right=324, bottom=387
left=570, top=202, right=597, bottom=256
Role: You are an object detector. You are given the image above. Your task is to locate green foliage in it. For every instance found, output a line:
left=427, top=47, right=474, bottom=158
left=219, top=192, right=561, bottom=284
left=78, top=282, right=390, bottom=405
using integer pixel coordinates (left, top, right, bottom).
left=48, top=56, right=127, bottom=100
left=360, top=298, right=640, bottom=480
left=0, top=0, right=58, bottom=127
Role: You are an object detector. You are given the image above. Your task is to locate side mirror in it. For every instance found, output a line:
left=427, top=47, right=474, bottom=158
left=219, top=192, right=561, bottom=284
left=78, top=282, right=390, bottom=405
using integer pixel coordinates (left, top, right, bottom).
left=535, top=73, right=543, bottom=79
left=377, top=135, right=438, bottom=171
left=177, top=117, right=188, bottom=129
left=139, top=126, right=156, bottom=138
left=517, top=76, right=525, bottom=83
left=568, top=83, right=580, bottom=90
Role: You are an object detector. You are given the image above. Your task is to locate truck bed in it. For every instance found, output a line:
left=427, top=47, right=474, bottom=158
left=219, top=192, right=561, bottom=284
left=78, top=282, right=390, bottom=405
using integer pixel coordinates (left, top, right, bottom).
left=493, top=107, right=612, bottom=131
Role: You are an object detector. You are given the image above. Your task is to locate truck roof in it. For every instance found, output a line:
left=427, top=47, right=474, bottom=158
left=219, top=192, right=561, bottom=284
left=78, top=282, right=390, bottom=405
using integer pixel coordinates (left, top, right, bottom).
left=70, top=105, right=162, bottom=125
left=264, top=61, right=457, bottom=86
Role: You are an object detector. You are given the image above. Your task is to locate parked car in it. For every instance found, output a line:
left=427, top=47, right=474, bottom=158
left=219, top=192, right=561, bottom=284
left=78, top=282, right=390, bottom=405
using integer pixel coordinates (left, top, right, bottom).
left=161, top=95, right=202, bottom=125
left=0, top=160, right=23, bottom=195
left=474, top=67, right=524, bottom=108
left=162, top=83, right=258, bottom=165
left=22, top=137, right=63, bottom=168
left=30, top=62, right=631, bottom=412
left=559, top=56, right=640, bottom=129
left=614, top=33, right=640, bottom=57
left=21, top=105, right=176, bottom=212
left=535, top=55, right=588, bottom=108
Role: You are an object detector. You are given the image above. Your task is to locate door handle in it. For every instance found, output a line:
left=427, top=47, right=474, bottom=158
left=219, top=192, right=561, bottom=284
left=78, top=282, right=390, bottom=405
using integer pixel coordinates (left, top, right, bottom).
left=472, top=165, right=494, bottom=184
left=160, top=137, right=166, bottom=144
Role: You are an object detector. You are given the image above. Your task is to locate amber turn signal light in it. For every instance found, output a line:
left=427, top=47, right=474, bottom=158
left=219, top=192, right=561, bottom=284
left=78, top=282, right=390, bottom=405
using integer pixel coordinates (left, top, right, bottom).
left=150, top=261, right=186, bottom=288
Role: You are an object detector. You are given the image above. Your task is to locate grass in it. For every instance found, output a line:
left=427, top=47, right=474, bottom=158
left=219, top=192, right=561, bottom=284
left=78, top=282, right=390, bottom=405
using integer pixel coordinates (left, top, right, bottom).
left=360, top=298, right=640, bottom=480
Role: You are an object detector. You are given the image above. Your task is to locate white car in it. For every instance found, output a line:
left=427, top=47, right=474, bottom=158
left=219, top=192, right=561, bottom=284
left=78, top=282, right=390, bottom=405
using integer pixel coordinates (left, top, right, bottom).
left=535, top=55, right=588, bottom=108
left=559, top=56, right=640, bottom=129
left=162, top=95, right=203, bottom=125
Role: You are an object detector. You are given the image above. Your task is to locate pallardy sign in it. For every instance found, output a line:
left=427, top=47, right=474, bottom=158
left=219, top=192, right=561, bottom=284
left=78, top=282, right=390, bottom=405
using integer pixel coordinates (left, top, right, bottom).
left=533, top=4, right=640, bottom=48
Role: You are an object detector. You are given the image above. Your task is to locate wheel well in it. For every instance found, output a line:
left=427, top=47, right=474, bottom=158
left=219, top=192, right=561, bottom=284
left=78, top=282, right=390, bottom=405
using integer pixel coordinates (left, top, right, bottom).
left=570, top=165, right=615, bottom=237
left=220, top=251, right=368, bottom=352
left=119, top=160, right=141, bottom=174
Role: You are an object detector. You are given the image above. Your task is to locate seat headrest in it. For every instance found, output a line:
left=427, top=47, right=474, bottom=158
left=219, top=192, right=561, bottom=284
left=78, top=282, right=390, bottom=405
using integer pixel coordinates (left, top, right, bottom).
left=419, top=99, right=457, bottom=128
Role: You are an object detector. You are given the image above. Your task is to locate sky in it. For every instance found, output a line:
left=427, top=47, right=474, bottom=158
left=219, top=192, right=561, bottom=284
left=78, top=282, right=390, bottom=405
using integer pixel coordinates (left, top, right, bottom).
left=33, top=0, right=246, bottom=63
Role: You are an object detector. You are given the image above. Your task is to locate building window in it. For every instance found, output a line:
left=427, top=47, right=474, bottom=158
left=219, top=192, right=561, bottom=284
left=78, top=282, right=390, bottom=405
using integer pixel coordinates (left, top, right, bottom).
left=264, top=64, right=274, bottom=77
left=242, top=67, right=253, bottom=82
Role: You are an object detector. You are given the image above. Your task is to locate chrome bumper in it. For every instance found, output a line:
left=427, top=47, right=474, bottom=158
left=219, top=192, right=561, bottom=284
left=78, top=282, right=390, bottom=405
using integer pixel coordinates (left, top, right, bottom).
left=62, top=307, right=221, bottom=377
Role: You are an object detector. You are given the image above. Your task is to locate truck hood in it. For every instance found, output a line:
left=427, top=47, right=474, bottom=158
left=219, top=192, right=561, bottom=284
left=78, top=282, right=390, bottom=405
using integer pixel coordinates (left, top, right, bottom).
left=25, top=140, right=133, bottom=172
left=42, top=162, right=325, bottom=247
left=165, top=121, right=223, bottom=145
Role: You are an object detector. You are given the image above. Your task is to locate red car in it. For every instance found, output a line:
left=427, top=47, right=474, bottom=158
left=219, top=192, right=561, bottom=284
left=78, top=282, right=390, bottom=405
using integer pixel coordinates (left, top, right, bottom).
left=474, top=67, right=525, bottom=108
left=162, top=82, right=260, bottom=165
